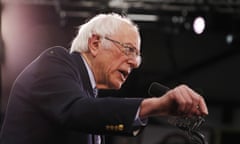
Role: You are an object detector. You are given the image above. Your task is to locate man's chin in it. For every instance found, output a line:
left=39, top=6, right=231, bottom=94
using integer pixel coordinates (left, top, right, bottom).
left=111, top=81, right=123, bottom=90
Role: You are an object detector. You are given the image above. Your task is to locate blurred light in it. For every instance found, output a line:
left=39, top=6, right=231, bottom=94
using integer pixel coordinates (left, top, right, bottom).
left=226, top=34, right=233, bottom=44
left=172, top=16, right=184, bottom=24
left=128, top=14, right=158, bottom=22
left=193, top=16, right=205, bottom=35
left=109, top=0, right=129, bottom=9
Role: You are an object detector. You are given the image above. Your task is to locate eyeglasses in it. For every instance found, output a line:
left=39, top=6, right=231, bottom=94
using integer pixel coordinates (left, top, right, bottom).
left=103, top=37, right=141, bottom=60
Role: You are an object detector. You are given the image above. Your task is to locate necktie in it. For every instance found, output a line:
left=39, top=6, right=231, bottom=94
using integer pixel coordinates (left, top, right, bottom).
left=94, top=135, right=101, bottom=144
left=93, top=87, right=101, bottom=144
left=93, top=87, right=98, bottom=98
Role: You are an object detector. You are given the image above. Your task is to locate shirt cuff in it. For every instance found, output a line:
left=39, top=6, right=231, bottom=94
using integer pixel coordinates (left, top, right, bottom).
left=134, top=107, right=148, bottom=126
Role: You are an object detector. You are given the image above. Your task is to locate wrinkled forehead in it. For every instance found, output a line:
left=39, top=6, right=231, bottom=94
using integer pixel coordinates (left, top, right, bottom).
left=113, top=22, right=141, bottom=49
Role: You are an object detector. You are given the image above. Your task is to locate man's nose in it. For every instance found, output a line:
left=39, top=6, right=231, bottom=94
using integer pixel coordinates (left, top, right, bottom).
left=127, top=58, right=140, bottom=69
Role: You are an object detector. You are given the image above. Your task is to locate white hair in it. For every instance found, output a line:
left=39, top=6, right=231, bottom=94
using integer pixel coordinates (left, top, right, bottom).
left=70, top=13, right=140, bottom=53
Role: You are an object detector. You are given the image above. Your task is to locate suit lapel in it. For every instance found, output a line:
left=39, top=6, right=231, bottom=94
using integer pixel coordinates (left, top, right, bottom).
left=71, top=52, right=95, bottom=97
left=71, top=52, right=105, bottom=144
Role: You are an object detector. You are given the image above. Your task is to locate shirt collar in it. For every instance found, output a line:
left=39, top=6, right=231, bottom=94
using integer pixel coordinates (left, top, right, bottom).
left=81, top=55, right=96, bottom=90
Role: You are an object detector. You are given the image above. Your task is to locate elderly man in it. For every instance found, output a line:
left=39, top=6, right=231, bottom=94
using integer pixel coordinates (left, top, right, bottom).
left=0, top=13, right=208, bottom=144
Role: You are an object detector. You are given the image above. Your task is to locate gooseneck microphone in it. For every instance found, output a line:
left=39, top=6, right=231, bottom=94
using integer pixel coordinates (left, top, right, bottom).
left=148, top=82, right=170, bottom=97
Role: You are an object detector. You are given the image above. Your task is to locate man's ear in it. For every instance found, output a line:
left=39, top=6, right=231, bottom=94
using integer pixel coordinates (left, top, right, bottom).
left=88, top=34, right=101, bottom=56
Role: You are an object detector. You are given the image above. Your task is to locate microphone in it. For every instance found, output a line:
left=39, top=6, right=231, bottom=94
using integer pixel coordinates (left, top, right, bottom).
left=148, top=82, right=170, bottom=97
left=148, top=82, right=207, bottom=144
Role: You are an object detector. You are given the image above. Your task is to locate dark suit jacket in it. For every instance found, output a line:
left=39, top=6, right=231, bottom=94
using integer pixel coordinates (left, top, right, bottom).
left=0, top=46, right=145, bottom=144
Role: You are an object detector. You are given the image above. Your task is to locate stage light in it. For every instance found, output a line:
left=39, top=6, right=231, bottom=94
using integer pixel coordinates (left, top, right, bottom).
left=193, top=16, right=206, bottom=35
left=226, top=34, right=233, bottom=44
left=128, top=14, right=159, bottom=22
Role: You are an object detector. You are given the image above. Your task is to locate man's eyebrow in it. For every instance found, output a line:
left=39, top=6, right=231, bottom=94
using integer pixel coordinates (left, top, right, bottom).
left=124, top=42, right=137, bottom=48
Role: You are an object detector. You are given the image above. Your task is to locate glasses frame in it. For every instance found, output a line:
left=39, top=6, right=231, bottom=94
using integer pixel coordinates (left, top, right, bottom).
left=103, top=37, right=141, bottom=59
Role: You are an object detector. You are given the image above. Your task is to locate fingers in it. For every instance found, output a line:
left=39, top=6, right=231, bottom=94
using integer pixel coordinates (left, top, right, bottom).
left=170, top=84, right=208, bottom=116
left=186, top=86, right=208, bottom=115
left=198, top=97, right=208, bottom=115
left=173, top=86, right=192, bottom=115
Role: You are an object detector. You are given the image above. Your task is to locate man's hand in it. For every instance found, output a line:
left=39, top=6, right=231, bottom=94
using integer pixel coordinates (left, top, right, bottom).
left=140, top=84, right=208, bottom=119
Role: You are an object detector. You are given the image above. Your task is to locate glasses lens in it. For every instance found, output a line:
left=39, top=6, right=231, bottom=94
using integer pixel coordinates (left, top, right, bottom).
left=104, top=37, right=141, bottom=66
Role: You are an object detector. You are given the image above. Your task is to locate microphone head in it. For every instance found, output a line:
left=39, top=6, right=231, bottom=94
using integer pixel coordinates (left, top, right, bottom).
left=148, top=82, right=170, bottom=96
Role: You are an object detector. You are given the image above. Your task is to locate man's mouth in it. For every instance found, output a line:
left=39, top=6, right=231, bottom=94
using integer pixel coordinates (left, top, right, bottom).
left=118, top=70, right=129, bottom=80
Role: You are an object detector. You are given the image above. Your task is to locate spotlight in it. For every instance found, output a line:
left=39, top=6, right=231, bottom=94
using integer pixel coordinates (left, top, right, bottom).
left=193, top=16, right=206, bottom=35
left=226, top=34, right=233, bottom=44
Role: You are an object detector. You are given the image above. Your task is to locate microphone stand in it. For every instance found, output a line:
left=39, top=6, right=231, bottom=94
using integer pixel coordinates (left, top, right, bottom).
left=168, top=116, right=207, bottom=144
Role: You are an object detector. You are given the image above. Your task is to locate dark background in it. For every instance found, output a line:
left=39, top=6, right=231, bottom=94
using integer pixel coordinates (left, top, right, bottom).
left=1, top=0, right=240, bottom=144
